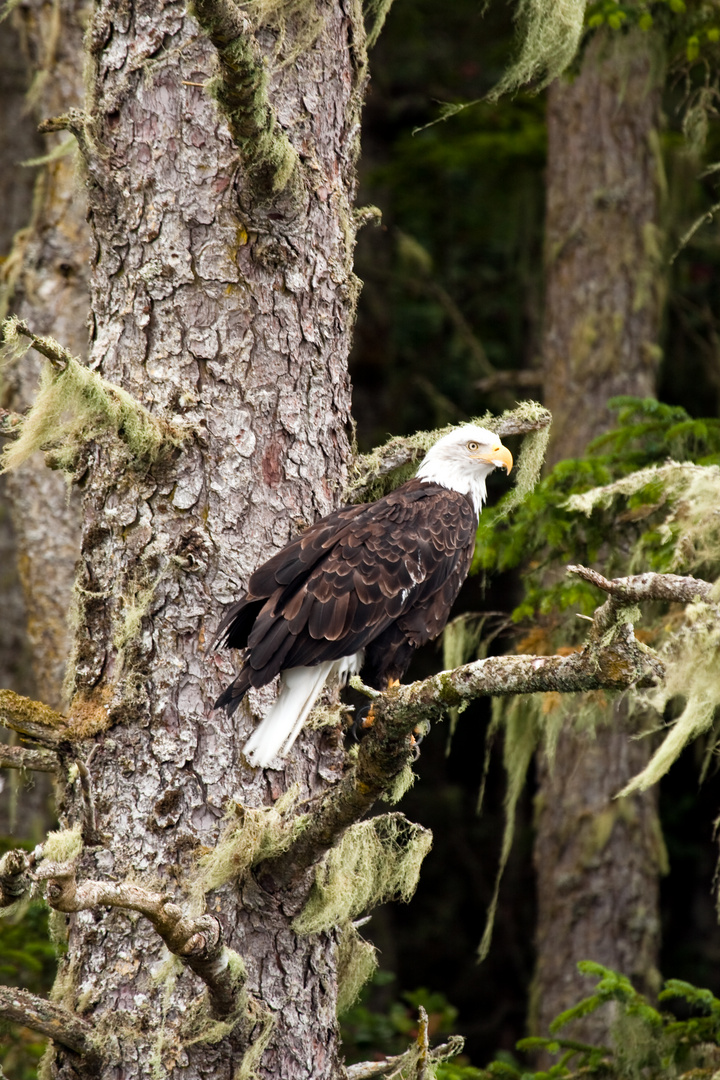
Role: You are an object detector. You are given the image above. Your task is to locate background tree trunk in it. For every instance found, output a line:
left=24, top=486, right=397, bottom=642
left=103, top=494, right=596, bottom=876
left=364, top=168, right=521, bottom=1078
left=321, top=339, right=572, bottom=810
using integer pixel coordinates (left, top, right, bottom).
left=532, top=28, right=667, bottom=1044
left=44, top=2, right=362, bottom=1077
left=0, top=0, right=89, bottom=839
left=542, top=29, right=666, bottom=469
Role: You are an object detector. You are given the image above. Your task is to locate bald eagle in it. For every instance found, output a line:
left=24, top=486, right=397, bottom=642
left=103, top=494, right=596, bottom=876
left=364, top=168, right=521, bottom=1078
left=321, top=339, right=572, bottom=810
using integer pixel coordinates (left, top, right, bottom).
left=215, top=425, right=513, bottom=767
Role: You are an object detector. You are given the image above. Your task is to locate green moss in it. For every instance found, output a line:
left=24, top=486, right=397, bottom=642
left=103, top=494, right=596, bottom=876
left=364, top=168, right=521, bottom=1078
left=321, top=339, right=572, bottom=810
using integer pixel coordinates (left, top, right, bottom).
left=234, top=998, right=275, bottom=1080
left=336, top=921, right=378, bottom=1015
left=293, top=813, right=432, bottom=934
left=487, top=0, right=586, bottom=100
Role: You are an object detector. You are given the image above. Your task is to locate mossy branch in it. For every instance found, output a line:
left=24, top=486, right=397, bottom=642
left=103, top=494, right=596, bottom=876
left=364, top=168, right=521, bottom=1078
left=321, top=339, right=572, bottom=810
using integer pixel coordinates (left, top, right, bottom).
left=190, top=0, right=301, bottom=202
left=0, top=744, right=59, bottom=772
left=345, top=401, right=552, bottom=502
left=0, top=688, right=70, bottom=747
left=0, top=984, right=93, bottom=1054
left=265, top=567, right=669, bottom=884
left=35, top=862, right=245, bottom=1019
left=0, top=317, right=183, bottom=473
left=345, top=1030, right=465, bottom=1079
left=568, top=564, right=714, bottom=611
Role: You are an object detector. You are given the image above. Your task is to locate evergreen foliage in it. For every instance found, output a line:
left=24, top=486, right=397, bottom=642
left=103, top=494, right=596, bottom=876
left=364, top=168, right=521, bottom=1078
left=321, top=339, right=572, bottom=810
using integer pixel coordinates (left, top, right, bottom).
left=478, top=962, right=720, bottom=1078
left=473, top=397, right=720, bottom=625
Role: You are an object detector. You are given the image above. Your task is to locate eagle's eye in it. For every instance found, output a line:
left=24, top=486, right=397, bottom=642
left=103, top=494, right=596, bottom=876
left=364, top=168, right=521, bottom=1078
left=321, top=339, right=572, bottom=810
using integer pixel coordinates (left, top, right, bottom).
left=467, top=440, right=480, bottom=452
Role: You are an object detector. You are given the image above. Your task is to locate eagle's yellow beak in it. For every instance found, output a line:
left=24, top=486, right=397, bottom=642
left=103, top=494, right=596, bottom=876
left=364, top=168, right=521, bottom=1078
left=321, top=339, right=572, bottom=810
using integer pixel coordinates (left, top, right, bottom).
left=478, top=442, right=513, bottom=474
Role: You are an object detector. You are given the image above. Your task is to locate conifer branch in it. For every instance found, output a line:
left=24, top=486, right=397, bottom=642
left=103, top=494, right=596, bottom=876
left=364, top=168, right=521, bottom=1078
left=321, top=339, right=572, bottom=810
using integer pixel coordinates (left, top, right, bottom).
left=0, top=688, right=70, bottom=747
left=347, top=403, right=552, bottom=502
left=11, top=318, right=72, bottom=370
left=0, top=985, right=92, bottom=1054
left=266, top=569, right=666, bottom=883
left=567, top=565, right=714, bottom=606
left=0, top=744, right=59, bottom=772
left=190, top=0, right=301, bottom=201
left=345, top=1035, right=465, bottom=1079
left=36, top=863, right=245, bottom=1019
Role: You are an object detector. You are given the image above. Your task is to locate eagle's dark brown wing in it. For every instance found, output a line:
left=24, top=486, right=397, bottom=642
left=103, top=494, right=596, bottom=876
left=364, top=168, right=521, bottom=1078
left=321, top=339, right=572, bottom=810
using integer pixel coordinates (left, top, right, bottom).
left=215, top=480, right=477, bottom=715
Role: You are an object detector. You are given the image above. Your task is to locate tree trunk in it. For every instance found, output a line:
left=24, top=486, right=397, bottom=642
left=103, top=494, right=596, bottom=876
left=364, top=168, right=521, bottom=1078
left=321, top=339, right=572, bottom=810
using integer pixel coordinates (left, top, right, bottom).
left=37, top=2, right=361, bottom=1077
left=0, top=0, right=89, bottom=839
left=1, top=0, right=90, bottom=712
left=533, top=28, right=666, bottom=1043
left=542, top=29, right=666, bottom=469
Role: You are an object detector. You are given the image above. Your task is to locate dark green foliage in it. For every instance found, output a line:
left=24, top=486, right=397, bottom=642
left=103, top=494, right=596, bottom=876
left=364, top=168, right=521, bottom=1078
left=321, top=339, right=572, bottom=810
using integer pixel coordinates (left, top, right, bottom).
left=472, top=397, right=720, bottom=625
left=478, top=963, right=720, bottom=1079
left=353, top=94, right=547, bottom=443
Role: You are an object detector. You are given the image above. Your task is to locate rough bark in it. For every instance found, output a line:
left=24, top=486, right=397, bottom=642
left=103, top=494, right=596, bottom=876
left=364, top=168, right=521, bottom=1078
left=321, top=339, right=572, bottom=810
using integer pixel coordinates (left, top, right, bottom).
left=542, top=29, right=666, bottom=468
left=533, top=27, right=666, bottom=1046
left=26, top=2, right=363, bottom=1078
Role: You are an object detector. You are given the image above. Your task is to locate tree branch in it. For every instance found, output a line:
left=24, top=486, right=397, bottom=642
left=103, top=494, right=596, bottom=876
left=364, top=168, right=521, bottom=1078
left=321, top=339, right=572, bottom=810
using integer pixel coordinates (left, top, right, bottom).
left=0, top=985, right=92, bottom=1054
left=345, top=1035, right=465, bottom=1079
left=0, top=688, right=70, bottom=747
left=0, top=744, right=59, bottom=772
left=567, top=565, right=714, bottom=605
left=35, top=863, right=245, bottom=1019
left=190, top=0, right=300, bottom=202
left=9, top=318, right=73, bottom=371
left=266, top=569, right=666, bottom=884
left=346, top=403, right=552, bottom=502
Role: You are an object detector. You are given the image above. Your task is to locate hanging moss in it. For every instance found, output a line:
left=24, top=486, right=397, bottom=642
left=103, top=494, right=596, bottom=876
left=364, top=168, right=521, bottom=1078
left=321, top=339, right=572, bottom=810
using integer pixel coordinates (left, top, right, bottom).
left=488, top=0, right=587, bottom=100
left=193, top=785, right=306, bottom=898
left=477, top=697, right=540, bottom=962
left=336, top=921, right=378, bottom=1015
left=293, top=813, right=432, bottom=935
left=234, top=998, right=275, bottom=1080
left=621, top=599, right=720, bottom=796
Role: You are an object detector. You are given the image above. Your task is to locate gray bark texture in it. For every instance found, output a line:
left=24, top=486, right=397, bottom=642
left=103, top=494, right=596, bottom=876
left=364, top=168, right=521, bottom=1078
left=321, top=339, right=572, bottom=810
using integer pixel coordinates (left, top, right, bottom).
left=532, top=27, right=666, bottom=1046
left=16, top=1, right=362, bottom=1077
left=542, top=28, right=666, bottom=468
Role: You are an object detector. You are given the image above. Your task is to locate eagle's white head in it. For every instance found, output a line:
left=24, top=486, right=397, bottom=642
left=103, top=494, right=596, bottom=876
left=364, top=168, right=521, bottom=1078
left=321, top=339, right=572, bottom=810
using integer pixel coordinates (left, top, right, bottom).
left=415, top=424, right=513, bottom=515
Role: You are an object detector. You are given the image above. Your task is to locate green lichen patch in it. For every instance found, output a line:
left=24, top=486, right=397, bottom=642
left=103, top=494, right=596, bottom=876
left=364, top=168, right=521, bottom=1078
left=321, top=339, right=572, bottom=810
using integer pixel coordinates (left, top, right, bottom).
left=293, top=812, right=432, bottom=935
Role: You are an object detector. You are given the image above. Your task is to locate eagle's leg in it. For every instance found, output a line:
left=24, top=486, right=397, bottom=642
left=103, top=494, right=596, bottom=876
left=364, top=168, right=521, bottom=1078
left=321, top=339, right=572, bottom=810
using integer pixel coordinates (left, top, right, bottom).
left=348, top=679, right=424, bottom=757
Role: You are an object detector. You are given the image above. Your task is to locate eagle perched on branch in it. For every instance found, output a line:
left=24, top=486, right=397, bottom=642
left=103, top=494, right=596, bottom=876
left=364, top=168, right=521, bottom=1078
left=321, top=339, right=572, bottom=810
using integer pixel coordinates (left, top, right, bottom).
left=215, top=425, right=513, bottom=767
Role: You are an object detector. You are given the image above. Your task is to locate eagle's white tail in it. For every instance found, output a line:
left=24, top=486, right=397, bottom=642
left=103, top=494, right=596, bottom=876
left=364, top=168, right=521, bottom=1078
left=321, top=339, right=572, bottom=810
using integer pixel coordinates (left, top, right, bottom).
left=243, top=653, right=364, bottom=768
left=244, top=663, right=334, bottom=768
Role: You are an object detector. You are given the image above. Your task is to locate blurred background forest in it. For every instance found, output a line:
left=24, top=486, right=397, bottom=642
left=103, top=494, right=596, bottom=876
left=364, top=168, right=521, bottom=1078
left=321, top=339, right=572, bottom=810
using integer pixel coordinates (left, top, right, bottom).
left=2, top=0, right=720, bottom=1075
